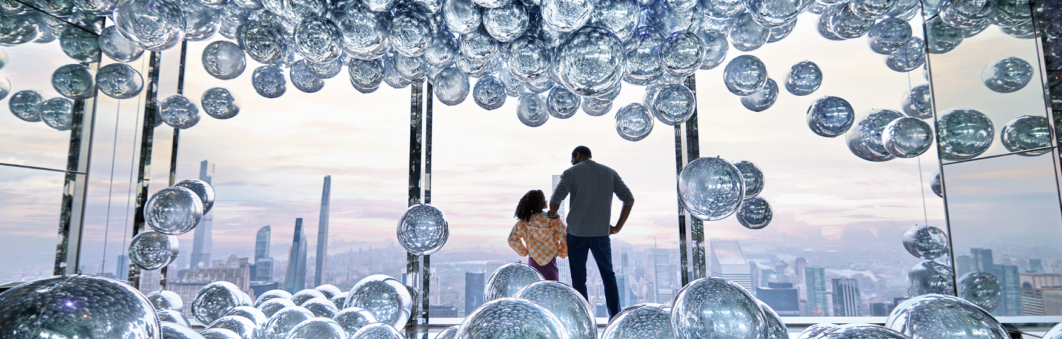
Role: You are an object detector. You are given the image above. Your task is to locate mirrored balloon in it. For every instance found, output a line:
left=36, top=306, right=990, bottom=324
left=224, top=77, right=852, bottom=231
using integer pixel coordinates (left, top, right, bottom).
left=785, top=61, right=822, bottom=96
left=958, top=271, right=1001, bottom=312
left=193, top=281, right=246, bottom=325
left=344, top=275, right=413, bottom=330
left=907, top=261, right=955, bottom=296
left=741, top=78, right=778, bottom=112
left=161, top=95, right=202, bottom=129
left=456, top=298, right=569, bottom=339
left=723, top=55, right=767, bottom=96
left=845, top=109, right=903, bottom=162
left=868, top=18, right=912, bottom=54
left=615, top=103, right=654, bottom=142
left=473, top=75, right=506, bottom=110
left=886, top=294, right=1008, bottom=339
left=349, top=58, right=385, bottom=93
left=901, top=84, right=932, bottom=119
left=397, top=204, right=449, bottom=255
left=52, top=64, right=94, bottom=99
left=96, top=63, right=144, bottom=99
left=887, top=37, right=926, bottom=72
left=554, top=26, right=624, bottom=96
left=671, top=277, right=766, bottom=339
left=902, top=225, right=948, bottom=260
left=113, top=0, right=186, bottom=51
left=883, top=116, right=933, bottom=158
left=59, top=26, right=100, bottom=63
left=518, top=93, right=550, bottom=126
left=9, top=90, right=43, bottom=122
left=737, top=197, right=772, bottom=229
left=0, top=275, right=161, bottom=339
left=514, top=281, right=596, bottom=339
left=40, top=97, right=74, bottom=131
left=547, top=85, right=580, bottom=118
left=202, top=87, right=240, bottom=120
left=128, top=231, right=179, bottom=270
left=678, top=157, right=745, bottom=221
left=937, top=108, right=994, bottom=161
left=728, top=12, right=769, bottom=52
left=807, top=96, right=855, bottom=138
left=982, top=56, right=1032, bottom=93
left=333, top=307, right=377, bottom=335
left=1000, top=115, right=1051, bottom=155
left=253, top=65, right=288, bottom=98
left=434, top=66, right=470, bottom=105
left=733, top=160, right=763, bottom=199
left=648, top=83, right=696, bottom=126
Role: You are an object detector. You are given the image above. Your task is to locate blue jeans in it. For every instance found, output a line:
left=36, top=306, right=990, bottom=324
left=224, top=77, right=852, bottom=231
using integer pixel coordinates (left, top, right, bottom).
left=567, top=234, right=620, bottom=318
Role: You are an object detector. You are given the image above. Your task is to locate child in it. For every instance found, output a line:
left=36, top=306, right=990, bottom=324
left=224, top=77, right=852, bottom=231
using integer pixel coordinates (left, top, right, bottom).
left=508, top=189, right=568, bottom=281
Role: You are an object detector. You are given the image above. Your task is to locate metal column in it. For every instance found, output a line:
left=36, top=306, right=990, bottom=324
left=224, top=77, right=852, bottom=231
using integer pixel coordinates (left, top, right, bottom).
left=676, top=75, right=705, bottom=286
left=405, top=78, right=431, bottom=339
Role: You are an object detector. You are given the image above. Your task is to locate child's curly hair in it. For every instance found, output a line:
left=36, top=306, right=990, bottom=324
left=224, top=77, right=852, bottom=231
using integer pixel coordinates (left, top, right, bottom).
left=515, top=190, right=546, bottom=223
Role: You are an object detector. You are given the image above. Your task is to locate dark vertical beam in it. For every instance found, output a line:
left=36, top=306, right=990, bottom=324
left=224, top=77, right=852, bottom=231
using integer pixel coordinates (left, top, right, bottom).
left=159, top=40, right=188, bottom=289
left=684, top=75, right=706, bottom=280
left=421, top=81, right=433, bottom=332
left=128, top=51, right=162, bottom=288
left=405, top=78, right=427, bottom=339
left=54, top=55, right=100, bottom=275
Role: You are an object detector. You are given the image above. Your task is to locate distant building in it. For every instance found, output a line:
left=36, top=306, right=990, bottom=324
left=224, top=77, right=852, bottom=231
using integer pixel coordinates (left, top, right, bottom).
left=115, top=255, right=128, bottom=281
left=465, top=272, right=485, bottom=315
left=1020, top=274, right=1062, bottom=316
left=251, top=282, right=280, bottom=300
left=171, top=264, right=255, bottom=320
left=430, top=305, right=458, bottom=317
left=956, top=255, right=973, bottom=277
left=486, top=261, right=508, bottom=277
left=870, top=302, right=890, bottom=316
left=805, top=267, right=828, bottom=316
left=650, top=248, right=673, bottom=304
left=756, top=282, right=799, bottom=316
left=315, top=176, right=331, bottom=287
left=1029, top=259, right=1044, bottom=274
left=999, top=264, right=1021, bottom=315
left=254, top=226, right=272, bottom=281
left=710, top=241, right=752, bottom=291
left=284, top=218, right=308, bottom=293
left=832, top=278, right=861, bottom=317
left=617, top=274, right=630, bottom=309
left=190, top=160, right=214, bottom=269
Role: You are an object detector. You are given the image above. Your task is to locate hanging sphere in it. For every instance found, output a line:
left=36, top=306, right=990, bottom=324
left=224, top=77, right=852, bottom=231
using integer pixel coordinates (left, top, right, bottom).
left=286, top=317, right=346, bottom=339
left=293, top=16, right=343, bottom=63
left=396, top=204, right=449, bottom=255
left=202, top=41, right=246, bottom=80
left=147, top=290, right=184, bottom=311
left=887, top=37, right=926, bottom=72
left=454, top=54, right=493, bottom=78
left=483, top=2, right=528, bottom=42
left=473, top=75, right=506, bottom=110
left=128, top=231, right=179, bottom=270
left=678, top=157, right=745, bottom=221
left=303, top=299, right=339, bottom=318
left=728, top=12, right=769, bottom=52
left=350, top=323, right=402, bottom=339
left=483, top=263, right=543, bottom=302
left=925, top=17, right=964, bottom=54
left=958, top=271, right=1001, bottom=312
left=741, top=78, right=778, bottom=112
left=902, top=225, right=948, bottom=260
left=292, top=290, right=328, bottom=306
left=797, top=324, right=839, bottom=339
left=144, top=185, right=203, bottom=236
left=541, top=0, right=593, bottom=32
left=827, top=4, right=875, bottom=39
left=258, top=299, right=296, bottom=318
left=504, top=36, right=548, bottom=82
left=615, top=103, right=655, bottom=142
left=743, top=0, right=806, bottom=28
left=763, top=20, right=795, bottom=43
left=723, top=55, right=767, bottom=96
left=883, top=117, right=933, bottom=158
left=113, top=0, right=186, bottom=51
left=518, top=93, right=550, bottom=127
left=1000, top=115, right=1051, bottom=155
left=0, top=76, right=8, bottom=101
left=226, top=306, right=267, bottom=326
left=657, top=32, right=703, bottom=78
left=74, top=0, right=117, bottom=15
left=0, top=13, right=40, bottom=45
left=901, top=84, right=932, bottom=119
left=333, top=1, right=390, bottom=60
left=547, top=85, right=580, bottom=118
left=443, top=0, right=481, bottom=34
left=696, top=29, right=728, bottom=70
left=390, top=8, right=432, bottom=57
left=40, top=98, right=74, bottom=131
left=907, top=261, right=955, bottom=296
left=308, top=58, right=344, bottom=79
left=201, top=87, right=240, bottom=120
left=931, top=171, right=943, bottom=198
left=733, top=160, right=764, bottom=198
left=459, top=27, right=498, bottom=61
left=939, top=0, right=994, bottom=29
left=845, top=109, right=904, bottom=162
left=333, top=307, right=377, bottom=335
left=737, top=197, right=772, bottom=229
left=96, top=63, right=144, bottom=99
left=425, top=29, right=458, bottom=67
left=345, top=275, right=413, bottom=330
left=241, top=22, right=287, bottom=64
left=868, top=18, right=912, bottom=54
left=0, top=275, right=160, bottom=339
left=600, top=304, right=674, bottom=339
left=886, top=294, right=1008, bottom=339
left=591, top=0, right=638, bottom=41
left=648, top=0, right=700, bottom=34
left=583, top=99, right=613, bottom=118
left=160, top=95, right=202, bottom=129
left=982, top=56, right=1032, bottom=93
left=937, top=108, right=994, bottom=161
left=9, top=90, right=44, bottom=122
left=174, top=178, right=215, bottom=215
left=394, top=54, right=425, bottom=80
left=209, top=316, right=257, bottom=339
left=554, top=26, right=624, bottom=97
left=262, top=306, right=315, bottom=339
left=623, top=26, right=664, bottom=86
left=671, top=277, right=765, bottom=339
left=59, top=26, right=100, bottom=63
left=816, top=9, right=846, bottom=41
left=473, top=0, right=509, bottom=8
left=348, top=58, right=385, bottom=93
left=290, top=60, right=326, bottom=93
left=806, top=96, right=855, bottom=138
left=647, top=84, right=696, bottom=126
left=52, top=64, right=95, bottom=99
left=193, top=281, right=246, bottom=326
left=849, top=0, right=896, bottom=19
left=826, top=325, right=908, bottom=338
left=434, top=66, right=470, bottom=105
left=253, top=65, right=287, bottom=98
left=785, top=61, right=822, bottom=96
left=181, top=1, right=219, bottom=42
left=513, top=281, right=595, bottom=339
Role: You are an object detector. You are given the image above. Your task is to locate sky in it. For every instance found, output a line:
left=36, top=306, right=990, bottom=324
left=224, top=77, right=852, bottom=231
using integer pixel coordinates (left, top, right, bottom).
left=1, top=7, right=1061, bottom=287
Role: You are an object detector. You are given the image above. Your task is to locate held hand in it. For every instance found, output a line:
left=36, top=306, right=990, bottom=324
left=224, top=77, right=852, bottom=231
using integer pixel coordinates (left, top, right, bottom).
left=609, top=225, right=621, bottom=235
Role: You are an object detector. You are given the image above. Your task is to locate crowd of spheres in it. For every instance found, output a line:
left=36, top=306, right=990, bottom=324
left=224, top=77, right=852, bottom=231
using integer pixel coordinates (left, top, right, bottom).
left=0, top=0, right=1047, bottom=145
left=0, top=257, right=1036, bottom=339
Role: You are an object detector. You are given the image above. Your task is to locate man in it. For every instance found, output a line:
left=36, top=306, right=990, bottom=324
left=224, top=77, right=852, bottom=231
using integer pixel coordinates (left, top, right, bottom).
left=548, top=145, right=634, bottom=318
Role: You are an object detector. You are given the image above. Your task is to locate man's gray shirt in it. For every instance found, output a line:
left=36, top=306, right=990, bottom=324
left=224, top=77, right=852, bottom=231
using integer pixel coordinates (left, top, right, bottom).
left=551, top=160, right=635, bottom=237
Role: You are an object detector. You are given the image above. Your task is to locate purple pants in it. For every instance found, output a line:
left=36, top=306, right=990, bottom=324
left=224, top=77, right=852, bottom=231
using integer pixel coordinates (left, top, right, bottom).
left=528, top=257, right=559, bottom=281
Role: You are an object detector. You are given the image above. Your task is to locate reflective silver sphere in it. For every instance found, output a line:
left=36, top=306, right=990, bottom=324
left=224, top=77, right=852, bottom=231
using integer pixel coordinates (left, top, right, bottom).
left=671, top=277, right=766, bottom=339
left=678, top=157, right=745, bottom=221
left=484, top=263, right=543, bottom=301
left=145, top=186, right=203, bottom=235
left=455, top=298, right=570, bottom=339
left=344, top=275, right=412, bottom=330
left=128, top=231, right=179, bottom=270
left=0, top=275, right=160, bottom=339
left=397, top=204, right=450, bottom=255
left=514, top=281, right=596, bottom=339
left=901, top=225, right=948, bottom=260
left=886, top=294, right=1008, bottom=339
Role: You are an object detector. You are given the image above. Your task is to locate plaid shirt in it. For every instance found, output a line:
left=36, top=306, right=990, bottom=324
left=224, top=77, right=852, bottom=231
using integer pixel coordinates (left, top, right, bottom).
left=508, top=213, right=569, bottom=266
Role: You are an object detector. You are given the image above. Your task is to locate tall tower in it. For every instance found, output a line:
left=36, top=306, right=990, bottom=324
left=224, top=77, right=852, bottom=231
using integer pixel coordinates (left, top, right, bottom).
left=190, top=160, right=214, bottom=268
left=805, top=266, right=828, bottom=316
left=315, top=176, right=331, bottom=287
left=832, top=278, right=861, bottom=317
left=255, top=226, right=272, bottom=281
left=710, top=240, right=752, bottom=291
left=285, top=218, right=308, bottom=293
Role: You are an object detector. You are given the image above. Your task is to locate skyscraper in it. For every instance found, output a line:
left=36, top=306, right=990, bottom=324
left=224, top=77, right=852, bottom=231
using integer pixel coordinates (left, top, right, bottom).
left=115, top=255, right=128, bottom=281
left=651, top=248, right=673, bottom=303
left=710, top=240, right=752, bottom=291
left=832, top=278, right=861, bottom=317
left=756, top=282, right=799, bottom=316
left=284, top=218, right=308, bottom=293
left=255, top=226, right=272, bottom=281
left=616, top=274, right=629, bottom=309
left=315, top=175, right=331, bottom=287
left=465, top=272, right=485, bottom=315
left=551, top=175, right=567, bottom=220
left=805, top=267, right=828, bottom=316
left=190, top=160, right=214, bottom=269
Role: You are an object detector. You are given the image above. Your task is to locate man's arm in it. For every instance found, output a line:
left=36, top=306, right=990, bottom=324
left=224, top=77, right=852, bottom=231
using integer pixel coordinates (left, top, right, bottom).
left=548, top=172, right=571, bottom=218
left=611, top=172, right=635, bottom=234
left=548, top=201, right=560, bottom=218
left=610, top=204, right=633, bottom=234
